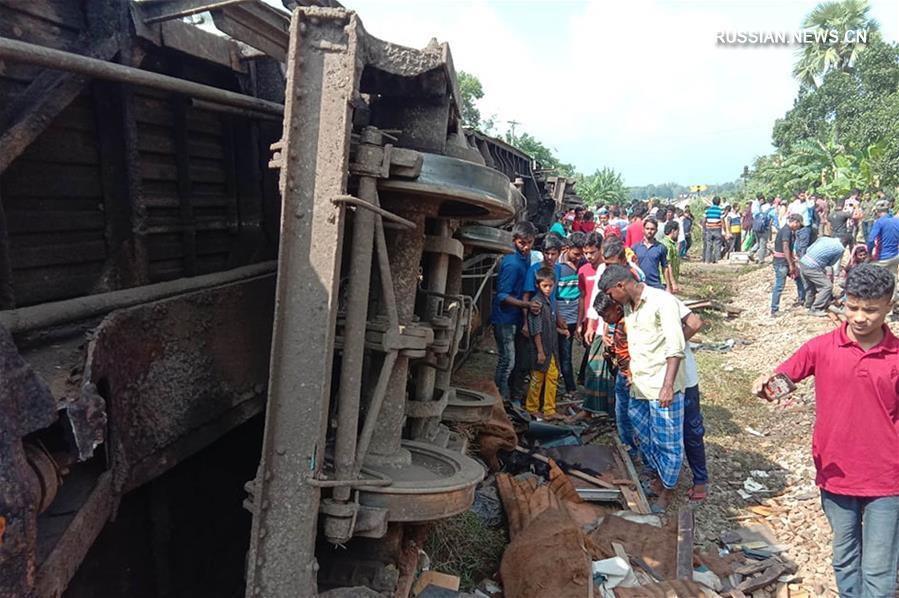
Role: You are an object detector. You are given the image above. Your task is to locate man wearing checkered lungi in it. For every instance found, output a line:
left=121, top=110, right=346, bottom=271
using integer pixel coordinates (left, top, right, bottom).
left=597, top=264, right=687, bottom=512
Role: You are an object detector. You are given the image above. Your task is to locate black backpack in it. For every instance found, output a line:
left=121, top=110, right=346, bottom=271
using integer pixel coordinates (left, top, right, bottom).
left=752, top=212, right=769, bottom=233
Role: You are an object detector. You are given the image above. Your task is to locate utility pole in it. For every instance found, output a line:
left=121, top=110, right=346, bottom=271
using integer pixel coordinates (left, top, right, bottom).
left=506, top=119, right=520, bottom=140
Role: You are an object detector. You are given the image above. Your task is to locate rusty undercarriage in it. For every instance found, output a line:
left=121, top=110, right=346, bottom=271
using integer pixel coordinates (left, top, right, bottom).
left=0, top=1, right=568, bottom=596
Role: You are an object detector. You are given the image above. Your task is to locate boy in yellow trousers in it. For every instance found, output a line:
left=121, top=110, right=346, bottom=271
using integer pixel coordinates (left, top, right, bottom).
left=526, top=267, right=569, bottom=418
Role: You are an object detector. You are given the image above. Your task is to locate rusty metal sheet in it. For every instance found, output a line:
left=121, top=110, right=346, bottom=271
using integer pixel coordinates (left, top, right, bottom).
left=83, top=274, right=275, bottom=491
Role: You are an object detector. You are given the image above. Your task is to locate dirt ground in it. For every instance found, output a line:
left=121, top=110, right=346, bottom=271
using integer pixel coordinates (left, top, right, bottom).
left=448, top=256, right=885, bottom=597
left=677, top=259, right=840, bottom=597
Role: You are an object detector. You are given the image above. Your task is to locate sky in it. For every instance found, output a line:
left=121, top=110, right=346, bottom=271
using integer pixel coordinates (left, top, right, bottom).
left=338, top=0, right=899, bottom=187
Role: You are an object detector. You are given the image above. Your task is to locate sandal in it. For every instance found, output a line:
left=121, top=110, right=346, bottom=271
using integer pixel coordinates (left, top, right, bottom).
left=687, top=487, right=707, bottom=501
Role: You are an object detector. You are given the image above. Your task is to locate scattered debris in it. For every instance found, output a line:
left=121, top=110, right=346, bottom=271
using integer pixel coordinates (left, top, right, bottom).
left=742, top=478, right=769, bottom=494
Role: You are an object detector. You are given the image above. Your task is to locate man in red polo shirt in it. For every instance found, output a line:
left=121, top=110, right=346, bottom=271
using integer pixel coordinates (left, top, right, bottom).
left=752, top=264, right=899, bottom=597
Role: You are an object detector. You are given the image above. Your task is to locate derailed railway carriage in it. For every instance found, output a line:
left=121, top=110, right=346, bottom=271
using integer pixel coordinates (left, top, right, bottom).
left=0, top=1, right=537, bottom=596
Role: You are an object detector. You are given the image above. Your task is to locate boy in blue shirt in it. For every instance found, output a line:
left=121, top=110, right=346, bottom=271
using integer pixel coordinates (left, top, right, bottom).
left=491, top=221, right=540, bottom=402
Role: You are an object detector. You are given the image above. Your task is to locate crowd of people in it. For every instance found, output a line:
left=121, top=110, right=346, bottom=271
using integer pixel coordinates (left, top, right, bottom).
left=490, top=203, right=707, bottom=513
left=489, top=195, right=899, bottom=596
left=693, top=188, right=899, bottom=319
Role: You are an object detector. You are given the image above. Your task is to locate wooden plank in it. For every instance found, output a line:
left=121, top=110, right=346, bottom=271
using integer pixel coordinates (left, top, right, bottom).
left=188, top=161, right=227, bottom=184
left=6, top=230, right=101, bottom=248
left=513, top=446, right=619, bottom=490
left=47, top=96, right=98, bottom=133
left=196, top=231, right=232, bottom=256
left=136, top=126, right=176, bottom=155
left=192, top=182, right=228, bottom=196
left=147, top=258, right=184, bottom=282
left=93, top=78, right=139, bottom=290
left=619, top=485, right=641, bottom=514
left=171, top=94, right=196, bottom=276
left=735, top=564, right=786, bottom=593
left=133, top=95, right=175, bottom=127
left=13, top=262, right=104, bottom=305
left=0, top=188, right=14, bottom=308
left=0, top=37, right=117, bottom=174
left=185, top=113, right=224, bottom=136
left=143, top=195, right=180, bottom=209
left=139, top=158, right=179, bottom=182
left=188, top=138, right=225, bottom=159
left=614, top=438, right=652, bottom=514
left=18, top=126, right=100, bottom=165
left=675, top=507, right=695, bottom=580
left=191, top=194, right=232, bottom=208
left=219, top=116, right=239, bottom=240
left=6, top=210, right=105, bottom=233
left=0, top=5, right=81, bottom=49
left=9, top=239, right=106, bottom=269
left=147, top=239, right=184, bottom=261
left=734, top=557, right=780, bottom=576
left=0, top=75, right=30, bottom=100
left=2, top=197, right=105, bottom=212
left=5, top=1, right=87, bottom=30
left=195, top=254, right=228, bottom=274
left=3, top=161, right=102, bottom=197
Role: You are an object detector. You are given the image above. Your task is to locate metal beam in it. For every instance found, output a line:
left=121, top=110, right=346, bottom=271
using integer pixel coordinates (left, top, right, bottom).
left=137, top=0, right=250, bottom=24
left=0, top=37, right=285, bottom=117
left=212, top=1, right=290, bottom=61
left=244, top=8, right=362, bottom=597
left=0, top=261, right=276, bottom=335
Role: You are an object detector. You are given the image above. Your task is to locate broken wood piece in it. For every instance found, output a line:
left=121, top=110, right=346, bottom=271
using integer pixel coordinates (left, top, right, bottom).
left=629, top=554, right=665, bottom=582
left=546, top=458, right=583, bottom=503
left=735, top=564, right=786, bottom=593
left=749, top=505, right=776, bottom=517
left=412, top=571, right=460, bottom=596
left=734, top=557, right=780, bottom=576
left=613, top=439, right=651, bottom=514
left=619, top=485, right=643, bottom=513
left=611, top=541, right=629, bottom=561
left=675, top=507, right=695, bottom=580
left=513, top=446, right=618, bottom=490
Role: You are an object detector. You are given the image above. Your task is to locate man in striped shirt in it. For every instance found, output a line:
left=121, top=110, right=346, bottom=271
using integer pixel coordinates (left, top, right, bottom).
left=799, top=235, right=851, bottom=316
left=702, top=197, right=724, bottom=263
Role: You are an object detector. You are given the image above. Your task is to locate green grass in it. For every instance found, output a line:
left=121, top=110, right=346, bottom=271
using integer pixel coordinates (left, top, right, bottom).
left=424, top=511, right=508, bottom=591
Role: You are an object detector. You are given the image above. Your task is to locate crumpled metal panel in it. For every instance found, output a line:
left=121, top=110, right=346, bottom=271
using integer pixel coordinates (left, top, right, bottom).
left=83, top=274, right=275, bottom=492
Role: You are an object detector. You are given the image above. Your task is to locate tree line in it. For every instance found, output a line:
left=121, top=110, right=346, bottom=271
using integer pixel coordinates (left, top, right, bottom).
left=745, top=0, right=898, bottom=201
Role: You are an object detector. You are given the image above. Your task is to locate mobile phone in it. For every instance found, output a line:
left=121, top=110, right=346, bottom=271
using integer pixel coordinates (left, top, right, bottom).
left=764, top=373, right=796, bottom=401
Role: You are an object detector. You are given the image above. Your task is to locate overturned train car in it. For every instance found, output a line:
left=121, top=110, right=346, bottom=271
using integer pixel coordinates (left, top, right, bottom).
left=0, top=1, right=528, bottom=596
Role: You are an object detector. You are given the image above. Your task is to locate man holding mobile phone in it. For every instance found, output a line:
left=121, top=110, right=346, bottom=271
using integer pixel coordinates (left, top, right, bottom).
left=751, top=264, right=899, bottom=597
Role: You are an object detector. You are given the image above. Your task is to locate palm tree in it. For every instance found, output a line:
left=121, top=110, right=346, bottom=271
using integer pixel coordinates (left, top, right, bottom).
left=577, top=167, right=628, bottom=205
left=792, top=0, right=880, bottom=88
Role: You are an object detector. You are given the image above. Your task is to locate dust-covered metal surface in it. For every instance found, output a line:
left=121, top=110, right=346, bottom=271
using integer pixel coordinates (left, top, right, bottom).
left=83, top=274, right=275, bottom=491
left=243, top=8, right=362, bottom=597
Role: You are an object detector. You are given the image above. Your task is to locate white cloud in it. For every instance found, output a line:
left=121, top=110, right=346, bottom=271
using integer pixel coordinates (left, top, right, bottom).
left=334, top=0, right=897, bottom=185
